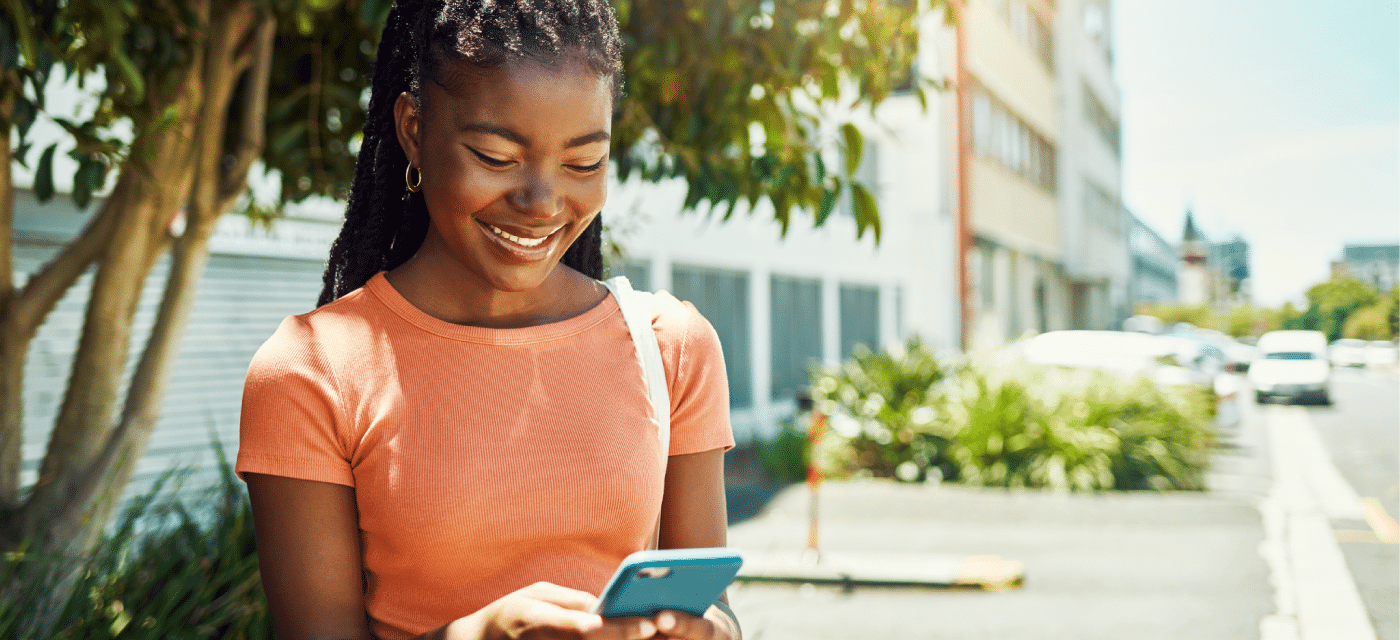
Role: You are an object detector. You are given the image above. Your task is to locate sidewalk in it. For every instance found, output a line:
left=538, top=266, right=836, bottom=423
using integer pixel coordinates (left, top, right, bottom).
left=722, top=478, right=1274, bottom=640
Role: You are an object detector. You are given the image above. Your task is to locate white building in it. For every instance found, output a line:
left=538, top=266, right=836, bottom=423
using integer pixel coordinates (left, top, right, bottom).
left=607, top=10, right=960, bottom=443
left=1055, top=0, right=1130, bottom=330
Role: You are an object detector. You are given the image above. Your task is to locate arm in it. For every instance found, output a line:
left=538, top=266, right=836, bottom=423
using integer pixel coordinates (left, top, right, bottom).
left=247, top=472, right=659, bottom=640
left=655, top=448, right=741, bottom=640
left=246, top=472, right=375, bottom=640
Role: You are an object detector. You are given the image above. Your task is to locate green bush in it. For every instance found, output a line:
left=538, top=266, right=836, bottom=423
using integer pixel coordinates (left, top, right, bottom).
left=754, top=414, right=811, bottom=482
left=811, top=339, right=1219, bottom=491
left=809, top=338, right=949, bottom=483
left=1, top=451, right=271, bottom=639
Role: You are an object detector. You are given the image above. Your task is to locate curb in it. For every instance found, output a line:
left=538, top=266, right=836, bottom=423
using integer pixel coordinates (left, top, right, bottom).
left=736, top=551, right=1025, bottom=591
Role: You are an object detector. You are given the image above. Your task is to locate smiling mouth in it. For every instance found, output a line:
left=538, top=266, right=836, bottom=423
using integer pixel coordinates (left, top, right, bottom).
left=483, top=222, right=558, bottom=248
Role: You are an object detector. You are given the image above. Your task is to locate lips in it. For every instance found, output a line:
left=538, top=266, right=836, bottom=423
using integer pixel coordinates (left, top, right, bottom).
left=478, top=220, right=564, bottom=262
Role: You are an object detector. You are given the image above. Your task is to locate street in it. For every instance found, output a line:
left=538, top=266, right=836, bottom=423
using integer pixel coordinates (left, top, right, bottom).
left=724, top=367, right=1399, bottom=639
left=1302, top=367, right=1399, bottom=640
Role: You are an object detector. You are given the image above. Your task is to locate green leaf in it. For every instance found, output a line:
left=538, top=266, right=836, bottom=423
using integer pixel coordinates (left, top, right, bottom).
left=111, top=49, right=145, bottom=104
left=33, top=143, right=56, bottom=202
left=816, top=187, right=838, bottom=226
left=841, top=122, right=863, bottom=176
left=850, top=181, right=880, bottom=241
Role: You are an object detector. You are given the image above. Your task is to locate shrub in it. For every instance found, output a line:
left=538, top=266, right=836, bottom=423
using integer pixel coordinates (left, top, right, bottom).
left=754, top=413, right=811, bottom=483
left=810, top=339, right=1219, bottom=491
left=809, top=338, right=950, bottom=482
left=1, top=450, right=271, bottom=639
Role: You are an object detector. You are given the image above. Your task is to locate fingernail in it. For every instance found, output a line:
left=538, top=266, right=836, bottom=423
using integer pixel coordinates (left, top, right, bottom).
left=639, top=620, right=657, bottom=637
left=657, top=612, right=676, bottom=631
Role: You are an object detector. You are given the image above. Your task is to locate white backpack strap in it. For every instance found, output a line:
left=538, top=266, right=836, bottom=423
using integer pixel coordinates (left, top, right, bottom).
left=603, top=276, right=670, bottom=466
left=604, top=275, right=670, bottom=550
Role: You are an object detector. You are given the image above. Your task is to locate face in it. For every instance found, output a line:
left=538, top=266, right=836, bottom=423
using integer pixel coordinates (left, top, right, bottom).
left=394, top=56, right=612, bottom=294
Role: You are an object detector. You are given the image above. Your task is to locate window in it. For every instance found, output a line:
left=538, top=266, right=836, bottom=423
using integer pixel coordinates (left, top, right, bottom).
left=770, top=275, right=823, bottom=400
left=971, top=82, right=1057, bottom=192
left=1083, top=179, right=1121, bottom=232
left=839, top=284, right=880, bottom=360
left=671, top=265, right=751, bottom=408
left=1083, top=83, right=1120, bottom=155
left=978, top=245, right=995, bottom=310
left=992, top=0, right=1053, bottom=71
left=608, top=258, right=651, bottom=291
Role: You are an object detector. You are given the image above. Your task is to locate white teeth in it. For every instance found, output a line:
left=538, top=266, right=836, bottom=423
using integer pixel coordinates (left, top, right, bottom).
left=486, top=223, right=552, bottom=248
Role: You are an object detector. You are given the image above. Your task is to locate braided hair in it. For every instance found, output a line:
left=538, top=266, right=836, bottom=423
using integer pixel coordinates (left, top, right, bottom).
left=317, top=0, right=623, bottom=307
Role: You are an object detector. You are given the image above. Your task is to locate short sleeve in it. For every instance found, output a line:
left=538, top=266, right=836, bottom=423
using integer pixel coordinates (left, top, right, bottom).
left=652, top=292, right=736, bottom=456
left=235, top=315, right=354, bottom=486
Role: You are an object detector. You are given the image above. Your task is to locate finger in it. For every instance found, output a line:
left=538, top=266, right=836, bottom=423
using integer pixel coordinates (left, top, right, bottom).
left=654, top=610, right=719, bottom=640
left=518, top=581, right=600, bottom=612
left=584, top=616, right=658, bottom=640
left=505, top=597, right=610, bottom=636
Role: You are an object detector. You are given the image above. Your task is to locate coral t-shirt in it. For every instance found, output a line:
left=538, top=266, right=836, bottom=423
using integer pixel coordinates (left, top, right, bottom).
left=235, top=272, right=734, bottom=639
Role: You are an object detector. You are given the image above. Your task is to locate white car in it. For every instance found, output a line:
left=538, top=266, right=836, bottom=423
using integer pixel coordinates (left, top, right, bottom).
left=1366, top=340, right=1398, bottom=368
left=1250, top=330, right=1331, bottom=405
left=1329, top=338, right=1368, bottom=368
left=1018, top=330, right=1214, bottom=389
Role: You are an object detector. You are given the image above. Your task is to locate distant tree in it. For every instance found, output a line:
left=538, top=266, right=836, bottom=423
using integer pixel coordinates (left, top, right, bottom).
left=1386, top=287, right=1399, bottom=338
left=1304, top=276, right=1379, bottom=341
left=1280, top=301, right=1305, bottom=331
left=1342, top=305, right=1389, bottom=341
left=1, top=0, right=945, bottom=571
left=1225, top=305, right=1278, bottom=338
left=1136, top=303, right=1214, bottom=330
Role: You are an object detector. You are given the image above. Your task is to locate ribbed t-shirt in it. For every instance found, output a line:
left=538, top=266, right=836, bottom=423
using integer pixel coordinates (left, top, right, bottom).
left=235, top=272, right=735, bottom=639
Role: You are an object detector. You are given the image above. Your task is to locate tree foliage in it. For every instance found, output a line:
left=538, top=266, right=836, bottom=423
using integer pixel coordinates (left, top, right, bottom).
left=262, top=0, right=947, bottom=240
left=1301, top=276, right=1379, bottom=341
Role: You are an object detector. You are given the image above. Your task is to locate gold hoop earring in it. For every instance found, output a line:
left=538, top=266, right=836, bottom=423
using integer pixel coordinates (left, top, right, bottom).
left=405, top=164, right=422, bottom=193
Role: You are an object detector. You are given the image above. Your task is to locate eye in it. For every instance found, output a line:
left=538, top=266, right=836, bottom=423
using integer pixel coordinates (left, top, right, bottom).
left=568, top=157, right=607, bottom=173
left=469, top=147, right=513, bottom=168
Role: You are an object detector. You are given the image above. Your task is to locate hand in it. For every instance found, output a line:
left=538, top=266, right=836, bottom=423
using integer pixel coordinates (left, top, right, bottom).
left=649, top=605, right=740, bottom=640
left=460, top=582, right=658, bottom=640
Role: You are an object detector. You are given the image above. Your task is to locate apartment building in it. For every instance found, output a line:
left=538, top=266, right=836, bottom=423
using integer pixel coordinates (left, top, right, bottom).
left=956, top=0, right=1068, bottom=346
left=952, top=0, right=1129, bottom=346
left=1054, top=0, right=1129, bottom=330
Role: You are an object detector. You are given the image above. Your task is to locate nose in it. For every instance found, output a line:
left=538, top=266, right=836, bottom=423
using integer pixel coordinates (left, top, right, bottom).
left=506, top=172, right=564, bottom=220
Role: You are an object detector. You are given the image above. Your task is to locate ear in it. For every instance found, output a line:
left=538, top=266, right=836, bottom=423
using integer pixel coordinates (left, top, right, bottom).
left=393, top=92, right=422, bottom=167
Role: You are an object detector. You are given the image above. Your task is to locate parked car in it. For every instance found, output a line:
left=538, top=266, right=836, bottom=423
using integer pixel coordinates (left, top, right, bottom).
left=1250, top=330, right=1331, bottom=405
left=1329, top=338, right=1369, bottom=368
left=1018, top=330, right=1214, bottom=390
left=1366, top=340, right=1398, bottom=368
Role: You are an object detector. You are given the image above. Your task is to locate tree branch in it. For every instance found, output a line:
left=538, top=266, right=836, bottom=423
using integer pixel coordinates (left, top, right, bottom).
left=221, top=15, right=275, bottom=201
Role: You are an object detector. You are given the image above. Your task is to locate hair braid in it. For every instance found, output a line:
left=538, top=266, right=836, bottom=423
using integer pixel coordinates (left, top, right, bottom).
left=318, top=0, right=620, bottom=307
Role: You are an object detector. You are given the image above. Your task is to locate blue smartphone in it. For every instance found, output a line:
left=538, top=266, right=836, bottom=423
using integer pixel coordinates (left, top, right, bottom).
left=592, top=547, right=744, bottom=619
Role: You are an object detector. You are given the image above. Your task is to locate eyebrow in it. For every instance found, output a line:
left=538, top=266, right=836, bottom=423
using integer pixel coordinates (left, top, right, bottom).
left=463, top=123, right=610, bottom=149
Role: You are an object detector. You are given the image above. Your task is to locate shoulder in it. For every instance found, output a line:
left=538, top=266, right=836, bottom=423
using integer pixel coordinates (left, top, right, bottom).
left=648, top=290, right=717, bottom=348
left=248, top=286, right=380, bottom=381
left=645, top=290, right=725, bottom=377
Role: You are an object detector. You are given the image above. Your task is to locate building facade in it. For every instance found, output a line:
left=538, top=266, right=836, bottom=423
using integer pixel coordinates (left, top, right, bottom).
left=1127, top=211, right=1178, bottom=308
left=953, top=0, right=1129, bottom=347
left=1337, top=244, right=1400, bottom=293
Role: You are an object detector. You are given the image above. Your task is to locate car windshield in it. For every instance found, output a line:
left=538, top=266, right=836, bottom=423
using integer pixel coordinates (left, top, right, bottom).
left=1265, top=351, right=1315, bottom=360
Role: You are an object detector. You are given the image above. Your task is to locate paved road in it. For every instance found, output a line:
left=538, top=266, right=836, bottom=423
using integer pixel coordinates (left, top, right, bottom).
left=1304, top=367, right=1399, bottom=640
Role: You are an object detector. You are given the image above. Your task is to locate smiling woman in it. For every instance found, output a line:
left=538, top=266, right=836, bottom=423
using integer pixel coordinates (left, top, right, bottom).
left=234, top=2, right=740, bottom=640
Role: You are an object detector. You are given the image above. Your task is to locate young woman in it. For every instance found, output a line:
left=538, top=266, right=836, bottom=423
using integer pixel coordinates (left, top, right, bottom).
left=235, top=2, right=739, bottom=639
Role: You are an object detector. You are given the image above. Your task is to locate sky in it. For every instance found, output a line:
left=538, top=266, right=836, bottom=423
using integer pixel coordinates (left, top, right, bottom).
left=1114, top=0, right=1399, bottom=307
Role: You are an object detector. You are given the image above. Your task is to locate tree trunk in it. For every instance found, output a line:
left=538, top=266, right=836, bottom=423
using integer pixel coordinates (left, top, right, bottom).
left=0, top=72, right=19, bottom=511
left=49, top=4, right=276, bottom=550
left=4, top=0, right=274, bottom=556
